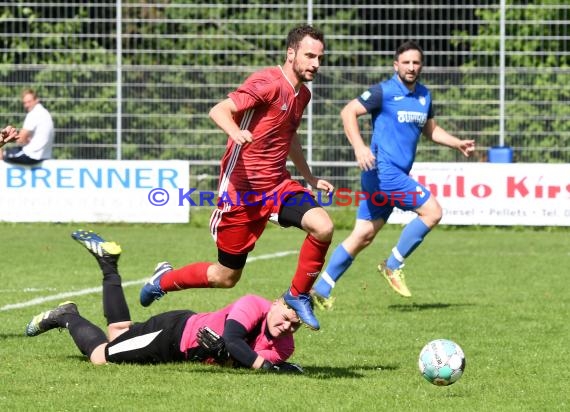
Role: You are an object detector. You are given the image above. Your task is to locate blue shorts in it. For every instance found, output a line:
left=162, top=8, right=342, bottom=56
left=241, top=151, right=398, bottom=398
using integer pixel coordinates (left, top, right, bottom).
left=356, top=169, right=431, bottom=222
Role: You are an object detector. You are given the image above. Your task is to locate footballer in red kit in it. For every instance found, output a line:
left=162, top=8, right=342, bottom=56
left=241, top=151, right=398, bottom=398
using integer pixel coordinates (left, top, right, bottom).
left=219, top=66, right=311, bottom=196
left=139, top=25, right=334, bottom=331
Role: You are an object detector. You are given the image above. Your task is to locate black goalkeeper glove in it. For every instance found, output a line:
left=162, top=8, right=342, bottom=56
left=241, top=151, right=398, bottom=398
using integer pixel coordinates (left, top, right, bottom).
left=261, top=360, right=304, bottom=374
left=196, top=326, right=230, bottom=364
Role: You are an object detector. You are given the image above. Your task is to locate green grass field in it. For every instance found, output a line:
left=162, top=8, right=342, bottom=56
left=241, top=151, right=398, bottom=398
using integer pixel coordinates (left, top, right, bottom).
left=1, top=213, right=568, bottom=411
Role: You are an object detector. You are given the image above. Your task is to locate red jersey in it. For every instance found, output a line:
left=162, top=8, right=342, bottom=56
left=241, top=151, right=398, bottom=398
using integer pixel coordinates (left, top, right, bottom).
left=218, top=66, right=311, bottom=199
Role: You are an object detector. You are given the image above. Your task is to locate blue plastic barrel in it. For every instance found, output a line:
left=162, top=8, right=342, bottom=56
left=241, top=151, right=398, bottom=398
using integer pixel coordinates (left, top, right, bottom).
left=488, top=146, right=513, bottom=163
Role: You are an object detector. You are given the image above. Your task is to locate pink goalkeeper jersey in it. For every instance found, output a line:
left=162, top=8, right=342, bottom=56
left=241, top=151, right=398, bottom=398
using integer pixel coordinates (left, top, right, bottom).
left=217, top=66, right=311, bottom=199
left=179, top=295, right=295, bottom=364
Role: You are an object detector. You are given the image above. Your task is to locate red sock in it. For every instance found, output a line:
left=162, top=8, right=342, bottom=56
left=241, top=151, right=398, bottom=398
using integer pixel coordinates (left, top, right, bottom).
left=290, top=235, right=331, bottom=296
left=159, top=262, right=211, bottom=291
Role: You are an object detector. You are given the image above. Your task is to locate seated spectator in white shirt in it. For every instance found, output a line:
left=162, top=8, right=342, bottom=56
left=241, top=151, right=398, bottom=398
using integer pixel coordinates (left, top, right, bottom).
left=1, top=88, right=55, bottom=165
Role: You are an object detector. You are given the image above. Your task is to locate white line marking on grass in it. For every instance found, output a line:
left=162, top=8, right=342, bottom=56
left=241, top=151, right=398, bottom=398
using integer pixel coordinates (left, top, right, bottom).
left=0, top=250, right=298, bottom=312
left=0, top=287, right=58, bottom=293
left=246, top=251, right=297, bottom=262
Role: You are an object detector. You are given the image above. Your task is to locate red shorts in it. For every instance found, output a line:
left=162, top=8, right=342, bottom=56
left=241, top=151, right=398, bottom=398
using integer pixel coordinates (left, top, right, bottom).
left=209, top=179, right=311, bottom=255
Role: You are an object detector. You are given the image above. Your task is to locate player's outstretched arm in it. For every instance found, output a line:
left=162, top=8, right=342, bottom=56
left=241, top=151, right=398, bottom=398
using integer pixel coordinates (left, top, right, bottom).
left=221, top=319, right=299, bottom=373
left=209, top=98, right=253, bottom=145
left=423, top=118, right=475, bottom=157
left=341, top=99, right=375, bottom=171
left=288, top=134, right=334, bottom=193
left=222, top=319, right=268, bottom=369
left=456, top=139, right=476, bottom=157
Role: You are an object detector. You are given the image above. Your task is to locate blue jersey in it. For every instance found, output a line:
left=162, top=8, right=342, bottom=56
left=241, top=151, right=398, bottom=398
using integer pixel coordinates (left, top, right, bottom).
left=357, top=74, right=433, bottom=174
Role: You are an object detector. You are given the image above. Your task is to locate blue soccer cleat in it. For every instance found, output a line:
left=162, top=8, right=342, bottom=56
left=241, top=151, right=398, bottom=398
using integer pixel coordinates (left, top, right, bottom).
left=71, top=229, right=122, bottom=262
left=139, top=262, right=173, bottom=307
left=283, top=289, right=320, bottom=331
left=25, top=301, right=79, bottom=337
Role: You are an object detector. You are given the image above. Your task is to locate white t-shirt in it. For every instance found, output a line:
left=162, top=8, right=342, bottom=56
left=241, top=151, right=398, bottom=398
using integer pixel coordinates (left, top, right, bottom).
left=22, top=103, right=55, bottom=160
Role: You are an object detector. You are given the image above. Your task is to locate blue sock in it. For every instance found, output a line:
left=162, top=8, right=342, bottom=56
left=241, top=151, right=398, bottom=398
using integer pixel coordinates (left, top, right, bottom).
left=313, top=244, right=354, bottom=298
left=386, top=218, right=431, bottom=270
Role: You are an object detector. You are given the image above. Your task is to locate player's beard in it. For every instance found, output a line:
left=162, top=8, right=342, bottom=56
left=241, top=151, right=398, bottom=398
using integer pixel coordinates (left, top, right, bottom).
left=293, top=59, right=316, bottom=83
left=398, top=71, right=419, bottom=86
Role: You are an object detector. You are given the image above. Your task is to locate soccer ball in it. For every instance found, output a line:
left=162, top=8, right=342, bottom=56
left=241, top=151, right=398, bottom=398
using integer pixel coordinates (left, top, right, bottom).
left=418, top=339, right=465, bottom=386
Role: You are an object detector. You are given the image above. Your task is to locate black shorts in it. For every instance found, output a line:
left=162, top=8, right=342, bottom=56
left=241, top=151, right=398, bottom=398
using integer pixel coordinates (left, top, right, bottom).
left=2, top=146, right=42, bottom=165
left=278, top=192, right=320, bottom=229
left=105, top=310, right=195, bottom=364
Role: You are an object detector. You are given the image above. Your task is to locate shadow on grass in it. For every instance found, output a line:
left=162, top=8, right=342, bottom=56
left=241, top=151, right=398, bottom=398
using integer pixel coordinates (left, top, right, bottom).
left=218, top=364, right=399, bottom=379
left=69, top=361, right=400, bottom=379
left=388, top=302, right=474, bottom=312
left=0, top=332, right=27, bottom=339
left=178, top=364, right=399, bottom=379
left=301, top=364, right=398, bottom=379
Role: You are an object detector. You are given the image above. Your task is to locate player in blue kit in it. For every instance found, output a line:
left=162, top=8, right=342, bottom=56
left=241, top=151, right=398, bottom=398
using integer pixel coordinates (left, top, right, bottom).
left=312, top=40, right=475, bottom=305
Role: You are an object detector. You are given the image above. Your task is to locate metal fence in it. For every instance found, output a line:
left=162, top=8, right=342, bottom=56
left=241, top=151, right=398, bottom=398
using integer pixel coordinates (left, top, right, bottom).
left=0, top=1, right=568, bottom=190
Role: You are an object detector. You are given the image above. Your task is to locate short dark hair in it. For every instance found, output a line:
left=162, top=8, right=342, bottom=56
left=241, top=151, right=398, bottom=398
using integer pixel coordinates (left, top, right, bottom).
left=286, top=25, right=325, bottom=51
left=394, top=40, right=424, bottom=61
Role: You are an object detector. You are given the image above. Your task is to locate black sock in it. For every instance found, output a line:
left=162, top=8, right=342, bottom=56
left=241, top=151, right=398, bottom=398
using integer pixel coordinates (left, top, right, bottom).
left=102, top=267, right=131, bottom=325
left=62, top=313, right=108, bottom=357
left=97, top=255, right=120, bottom=278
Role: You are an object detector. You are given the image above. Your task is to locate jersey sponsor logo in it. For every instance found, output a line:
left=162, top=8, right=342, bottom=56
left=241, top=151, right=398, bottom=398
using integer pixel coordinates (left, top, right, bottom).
left=397, top=111, right=428, bottom=126
left=281, top=103, right=288, bottom=111
left=360, top=90, right=371, bottom=101
left=393, top=95, right=405, bottom=101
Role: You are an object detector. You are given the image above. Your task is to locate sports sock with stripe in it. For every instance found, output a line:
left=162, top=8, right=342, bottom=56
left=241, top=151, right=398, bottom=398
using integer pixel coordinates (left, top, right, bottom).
left=386, top=217, right=430, bottom=270
left=313, top=244, right=354, bottom=298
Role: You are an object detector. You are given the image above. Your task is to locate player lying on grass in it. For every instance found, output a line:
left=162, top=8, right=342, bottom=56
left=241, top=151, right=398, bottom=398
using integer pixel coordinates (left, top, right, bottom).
left=24, top=230, right=303, bottom=373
